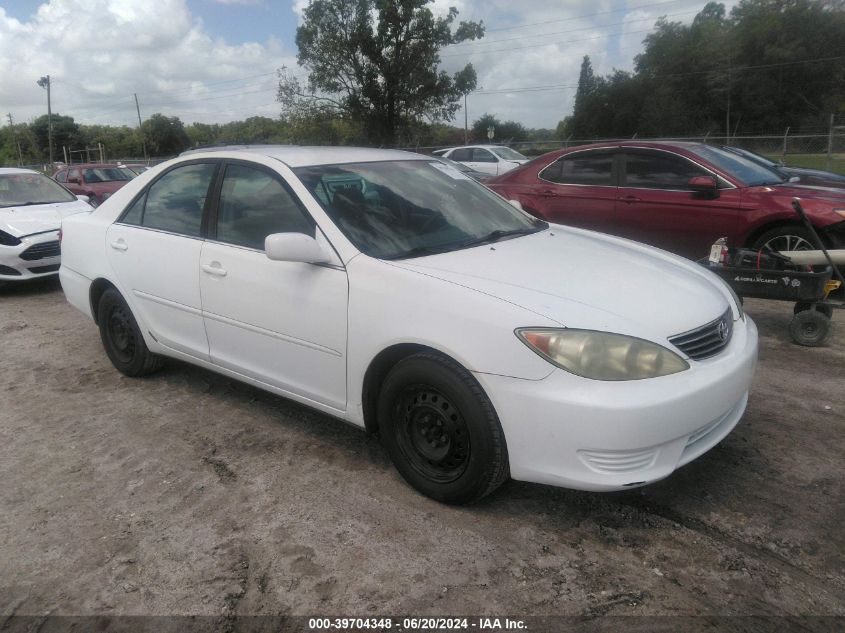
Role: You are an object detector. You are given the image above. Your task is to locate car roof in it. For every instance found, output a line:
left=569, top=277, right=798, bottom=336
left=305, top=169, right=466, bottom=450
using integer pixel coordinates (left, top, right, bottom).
left=59, top=163, right=125, bottom=169
left=446, top=145, right=511, bottom=150
left=0, top=167, right=39, bottom=175
left=179, top=145, right=428, bottom=168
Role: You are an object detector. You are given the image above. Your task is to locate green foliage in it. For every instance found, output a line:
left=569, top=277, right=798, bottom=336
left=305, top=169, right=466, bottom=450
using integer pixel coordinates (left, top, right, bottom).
left=569, top=0, right=845, bottom=138
left=141, top=113, right=190, bottom=157
left=281, top=0, right=484, bottom=145
left=470, top=113, right=527, bottom=142
left=32, top=114, right=84, bottom=159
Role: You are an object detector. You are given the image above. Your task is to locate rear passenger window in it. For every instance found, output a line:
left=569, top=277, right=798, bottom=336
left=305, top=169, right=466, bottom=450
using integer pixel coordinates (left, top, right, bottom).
left=450, top=148, right=472, bottom=162
left=215, top=164, right=314, bottom=250
left=472, top=148, right=497, bottom=163
left=540, top=154, right=613, bottom=186
left=142, top=163, right=215, bottom=237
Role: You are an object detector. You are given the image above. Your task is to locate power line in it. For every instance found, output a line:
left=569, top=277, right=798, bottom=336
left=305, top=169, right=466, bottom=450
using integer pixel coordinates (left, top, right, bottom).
left=446, top=9, right=699, bottom=49
left=483, top=0, right=685, bottom=33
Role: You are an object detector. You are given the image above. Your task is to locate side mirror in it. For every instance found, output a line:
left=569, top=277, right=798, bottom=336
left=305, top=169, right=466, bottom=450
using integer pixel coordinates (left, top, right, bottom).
left=508, top=199, right=524, bottom=211
left=687, top=175, right=718, bottom=197
left=265, top=233, right=332, bottom=264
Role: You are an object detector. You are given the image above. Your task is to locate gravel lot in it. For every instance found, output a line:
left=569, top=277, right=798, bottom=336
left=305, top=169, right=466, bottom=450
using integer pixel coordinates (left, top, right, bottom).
left=1, top=278, right=843, bottom=627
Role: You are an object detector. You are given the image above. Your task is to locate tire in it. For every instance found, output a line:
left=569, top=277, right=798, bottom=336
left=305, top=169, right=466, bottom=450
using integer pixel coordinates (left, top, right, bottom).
left=751, top=225, right=819, bottom=253
left=793, top=301, right=834, bottom=319
left=97, top=288, right=164, bottom=376
left=377, top=352, right=509, bottom=504
left=789, top=309, right=831, bottom=347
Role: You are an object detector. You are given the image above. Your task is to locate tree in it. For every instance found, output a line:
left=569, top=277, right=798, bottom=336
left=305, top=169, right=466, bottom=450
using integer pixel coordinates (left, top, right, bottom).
left=471, top=113, right=526, bottom=142
left=32, top=114, right=83, bottom=160
left=279, top=0, right=484, bottom=145
left=141, top=114, right=190, bottom=157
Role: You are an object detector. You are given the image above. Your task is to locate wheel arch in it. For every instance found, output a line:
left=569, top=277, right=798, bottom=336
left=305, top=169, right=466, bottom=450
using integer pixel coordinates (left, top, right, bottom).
left=744, top=219, right=836, bottom=249
left=89, top=277, right=119, bottom=326
left=360, top=343, right=471, bottom=435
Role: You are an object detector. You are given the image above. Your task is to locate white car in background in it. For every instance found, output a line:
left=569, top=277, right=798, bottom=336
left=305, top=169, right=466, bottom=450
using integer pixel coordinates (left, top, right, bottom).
left=0, top=168, right=91, bottom=282
left=433, top=145, right=529, bottom=176
left=59, top=146, right=757, bottom=504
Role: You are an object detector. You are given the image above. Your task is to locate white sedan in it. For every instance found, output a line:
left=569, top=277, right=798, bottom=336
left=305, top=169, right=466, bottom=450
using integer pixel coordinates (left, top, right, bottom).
left=0, top=168, right=91, bottom=282
left=433, top=145, right=529, bottom=176
left=59, top=147, right=758, bottom=504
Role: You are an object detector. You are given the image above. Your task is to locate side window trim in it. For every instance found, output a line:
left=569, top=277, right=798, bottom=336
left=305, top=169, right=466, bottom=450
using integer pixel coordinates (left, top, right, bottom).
left=207, top=159, right=318, bottom=250
left=114, top=159, right=221, bottom=238
left=538, top=149, right=617, bottom=187
left=621, top=148, right=734, bottom=191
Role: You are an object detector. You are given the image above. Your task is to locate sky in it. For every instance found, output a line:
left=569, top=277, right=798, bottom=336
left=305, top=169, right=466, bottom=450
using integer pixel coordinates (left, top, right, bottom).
left=0, top=0, right=740, bottom=133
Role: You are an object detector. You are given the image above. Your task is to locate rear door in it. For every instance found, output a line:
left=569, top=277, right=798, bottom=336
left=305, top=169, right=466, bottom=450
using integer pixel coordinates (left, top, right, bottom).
left=616, top=149, right=742, bottom=257
left=520, top=149, right=618, bottom=233
left=106, top=160, right=218, bottom=360
left=466, top=148, right=500, bottom=175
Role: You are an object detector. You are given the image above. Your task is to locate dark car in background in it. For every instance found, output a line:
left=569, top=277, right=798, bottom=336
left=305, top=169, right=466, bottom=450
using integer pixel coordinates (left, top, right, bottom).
left=720, top=146, right=845, bottom=190
left=487, top=141, right=845, bottom=258
left=53, top=164, right=135, bottom=207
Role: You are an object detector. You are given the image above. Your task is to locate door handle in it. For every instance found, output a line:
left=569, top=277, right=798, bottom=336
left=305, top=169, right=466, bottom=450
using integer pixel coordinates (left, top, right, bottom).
left=539, top=189, right=557, bottom=197
left=201, top=263, right=227, bottom=277
left=619, top=195, right=641, bottom=203
left=109, top=239, right=128, bottom=251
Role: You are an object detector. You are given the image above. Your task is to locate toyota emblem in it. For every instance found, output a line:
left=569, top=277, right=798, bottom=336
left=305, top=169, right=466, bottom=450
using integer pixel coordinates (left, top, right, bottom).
left=717, top=319, right=729, bottom=341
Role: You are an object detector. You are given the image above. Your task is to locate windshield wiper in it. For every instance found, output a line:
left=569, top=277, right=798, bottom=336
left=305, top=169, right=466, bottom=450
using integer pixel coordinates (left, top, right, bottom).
left=382, top=243, right=460, bottom=260
left=458, top=226, right=543, bottom=248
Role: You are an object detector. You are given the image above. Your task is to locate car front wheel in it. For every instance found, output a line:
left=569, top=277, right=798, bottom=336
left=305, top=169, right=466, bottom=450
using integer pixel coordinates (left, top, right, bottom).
left=97, top=288, right=163, bottom=376
left=377, top=352, right=509, bottom=504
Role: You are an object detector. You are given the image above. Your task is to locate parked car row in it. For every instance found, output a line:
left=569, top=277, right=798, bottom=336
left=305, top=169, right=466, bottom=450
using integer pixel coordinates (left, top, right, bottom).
left=5, top=140, right=843, bottom=505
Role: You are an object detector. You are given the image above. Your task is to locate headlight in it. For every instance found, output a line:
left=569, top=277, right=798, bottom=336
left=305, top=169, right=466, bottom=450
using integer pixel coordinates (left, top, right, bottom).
left=516, top=328, right=689, bottom=381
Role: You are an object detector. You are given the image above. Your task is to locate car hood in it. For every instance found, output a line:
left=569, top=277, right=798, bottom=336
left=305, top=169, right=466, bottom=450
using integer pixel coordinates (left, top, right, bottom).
left=87, top=181, right=129, bottom=194
left=0, top=199, right=91, bottom=237
left=387, top=226, right=732, bottom=344
left=765, top=182, right=845, bottom=200
left=783, top=166, right=845, bottom=186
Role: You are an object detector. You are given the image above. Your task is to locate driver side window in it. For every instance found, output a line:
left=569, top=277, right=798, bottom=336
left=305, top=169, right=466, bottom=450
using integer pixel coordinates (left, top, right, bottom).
left=623, top=152, right=708, bottom=190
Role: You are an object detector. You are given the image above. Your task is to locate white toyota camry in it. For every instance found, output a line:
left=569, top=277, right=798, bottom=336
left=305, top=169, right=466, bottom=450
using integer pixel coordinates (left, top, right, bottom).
left=0, top=168, right=91, bottom=282
left=59, top=146, right=758, bottom=504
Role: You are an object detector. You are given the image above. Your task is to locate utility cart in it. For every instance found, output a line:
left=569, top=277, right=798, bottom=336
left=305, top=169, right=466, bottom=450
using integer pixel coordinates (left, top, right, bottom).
left=701, top=199, right=844, bottom=346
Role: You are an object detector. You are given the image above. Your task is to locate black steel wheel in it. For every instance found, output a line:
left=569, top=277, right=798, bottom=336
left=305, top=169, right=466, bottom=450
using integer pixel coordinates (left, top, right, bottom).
left=97, top=288, right=164, bottom=376
left=378, top=352, right=509, bottom=504
left=789, top=309, right=831, bottom=347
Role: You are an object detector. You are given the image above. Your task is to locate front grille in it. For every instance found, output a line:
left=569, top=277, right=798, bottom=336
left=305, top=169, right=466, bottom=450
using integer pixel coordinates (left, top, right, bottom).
left=28, top=264, right=60, bottom=274
left=0, top=264, right=21, bottom=276
left=19, top=240, right=60, bottom=261
left=669, top=308, right=733, bottom=360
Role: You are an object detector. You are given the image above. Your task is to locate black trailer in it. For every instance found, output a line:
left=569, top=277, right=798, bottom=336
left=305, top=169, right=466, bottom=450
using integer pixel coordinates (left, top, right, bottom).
left=701, top=200, right=843, bottom=346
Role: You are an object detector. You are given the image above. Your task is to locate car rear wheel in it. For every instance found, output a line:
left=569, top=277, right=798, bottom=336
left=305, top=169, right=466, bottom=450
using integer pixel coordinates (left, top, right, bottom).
left=377, top=352, right=509, bottom=504
left=97, top=288, right=164, bottom=376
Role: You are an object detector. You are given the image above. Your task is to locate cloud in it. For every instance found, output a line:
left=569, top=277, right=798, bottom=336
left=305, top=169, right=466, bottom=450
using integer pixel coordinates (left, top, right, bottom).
left=0, top=0, right=295, bottom=127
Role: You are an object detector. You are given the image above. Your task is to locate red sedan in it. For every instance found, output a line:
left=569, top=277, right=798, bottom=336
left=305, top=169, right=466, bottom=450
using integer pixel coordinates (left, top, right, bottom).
left=53, top=163, right=135, bottom=208
left=487, top=141, right=845, bottom=258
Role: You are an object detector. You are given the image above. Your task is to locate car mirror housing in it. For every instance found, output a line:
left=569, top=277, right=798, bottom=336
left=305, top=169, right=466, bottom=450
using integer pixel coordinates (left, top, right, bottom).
left=265, top=232, right=332, bottom=264
left=688, top=175, right=718, bottom=198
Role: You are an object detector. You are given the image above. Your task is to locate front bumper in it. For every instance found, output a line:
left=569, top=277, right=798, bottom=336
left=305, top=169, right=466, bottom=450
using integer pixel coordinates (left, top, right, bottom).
left=0, top=231, right=61, bottom=280
left=476, top=317, right=758, bottom=491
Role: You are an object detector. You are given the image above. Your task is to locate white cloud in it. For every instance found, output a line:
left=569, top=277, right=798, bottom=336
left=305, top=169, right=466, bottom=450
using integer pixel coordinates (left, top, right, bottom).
left=0, top=0, right=295, bottom=127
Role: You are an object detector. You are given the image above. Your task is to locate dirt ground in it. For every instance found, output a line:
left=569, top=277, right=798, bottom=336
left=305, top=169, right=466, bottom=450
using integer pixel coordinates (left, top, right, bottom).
left=0, top=278, right=843, bottom=627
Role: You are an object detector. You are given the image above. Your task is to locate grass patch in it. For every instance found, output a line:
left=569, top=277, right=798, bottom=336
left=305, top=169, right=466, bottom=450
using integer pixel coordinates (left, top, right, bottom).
left=763, top=153, right=845, bottom=176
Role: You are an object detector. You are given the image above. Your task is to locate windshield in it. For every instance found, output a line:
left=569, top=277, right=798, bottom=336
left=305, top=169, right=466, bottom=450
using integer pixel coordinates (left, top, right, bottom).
left=294, top=160, right=546, bottom=259
left=491, top=147, right=527, bottom=161
left=694, top=145, right=785, bottom=186
left=82, top=167, right=134, bottom=183
left=0, top=173, right=77, bottom=208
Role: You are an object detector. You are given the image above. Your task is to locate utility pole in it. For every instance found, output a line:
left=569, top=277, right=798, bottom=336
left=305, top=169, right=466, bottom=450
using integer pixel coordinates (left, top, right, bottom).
left=464, top=92, right=468, bottom=145
left=7, top=113, right=23, bottom=166
left=134, top=93, right=148, bottom=162
left=37, top=75, right=53, bottom=167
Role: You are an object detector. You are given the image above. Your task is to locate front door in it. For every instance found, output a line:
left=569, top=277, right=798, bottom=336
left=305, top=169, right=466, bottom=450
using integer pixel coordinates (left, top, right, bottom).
left=616, top=149, right=742, bottom=258
left=199, top=162, right=349, bottom=411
